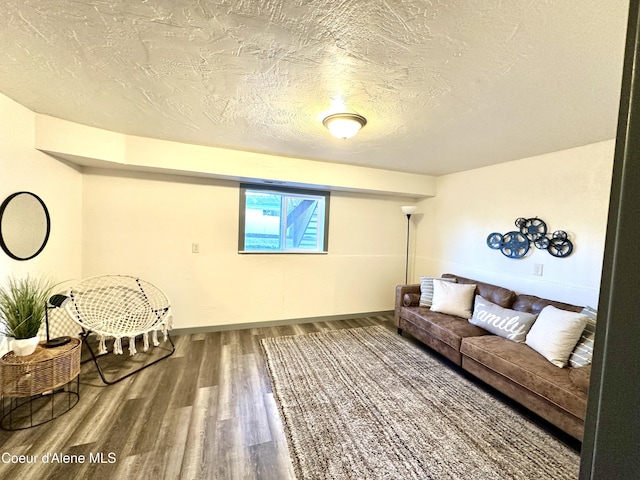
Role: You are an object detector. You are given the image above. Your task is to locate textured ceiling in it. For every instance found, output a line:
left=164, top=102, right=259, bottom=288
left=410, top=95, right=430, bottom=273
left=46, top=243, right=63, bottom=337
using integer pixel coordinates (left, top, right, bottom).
left=0, top=1, right=630, bottom=176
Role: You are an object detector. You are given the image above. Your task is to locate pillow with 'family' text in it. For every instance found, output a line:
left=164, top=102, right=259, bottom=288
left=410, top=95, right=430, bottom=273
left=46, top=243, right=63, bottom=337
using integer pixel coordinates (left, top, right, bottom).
left=469, top=295, right=538, bottom=343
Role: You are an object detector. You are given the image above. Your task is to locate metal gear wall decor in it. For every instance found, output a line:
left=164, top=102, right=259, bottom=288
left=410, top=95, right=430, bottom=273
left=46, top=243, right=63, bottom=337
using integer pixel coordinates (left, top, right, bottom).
left=487, top=217, right=573, bottom=258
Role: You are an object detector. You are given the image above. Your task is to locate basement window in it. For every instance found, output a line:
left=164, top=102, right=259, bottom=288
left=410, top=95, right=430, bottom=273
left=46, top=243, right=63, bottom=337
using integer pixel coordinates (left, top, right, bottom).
left=239, top=184, right=330, bottom=253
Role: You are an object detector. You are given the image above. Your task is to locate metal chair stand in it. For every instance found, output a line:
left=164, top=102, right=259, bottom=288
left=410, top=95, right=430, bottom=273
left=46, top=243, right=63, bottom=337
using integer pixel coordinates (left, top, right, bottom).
left=80, top=330, right=175, bottom=385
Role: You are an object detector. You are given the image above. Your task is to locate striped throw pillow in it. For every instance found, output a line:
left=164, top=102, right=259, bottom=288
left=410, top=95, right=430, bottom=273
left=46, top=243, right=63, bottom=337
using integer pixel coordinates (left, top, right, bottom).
left=419, top=276, right=456, bottom=307
left=568, top=306, right=597, bottom=368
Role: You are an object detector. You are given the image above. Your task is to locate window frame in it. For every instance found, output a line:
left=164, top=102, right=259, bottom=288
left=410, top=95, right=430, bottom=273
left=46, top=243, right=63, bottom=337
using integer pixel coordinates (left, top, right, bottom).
left=238, top=183, right=330, bottom=254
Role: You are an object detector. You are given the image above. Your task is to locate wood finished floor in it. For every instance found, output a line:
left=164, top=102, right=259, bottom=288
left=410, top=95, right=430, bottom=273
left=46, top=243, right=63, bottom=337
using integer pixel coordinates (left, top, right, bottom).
left=0, top=315, right=393, bottom=480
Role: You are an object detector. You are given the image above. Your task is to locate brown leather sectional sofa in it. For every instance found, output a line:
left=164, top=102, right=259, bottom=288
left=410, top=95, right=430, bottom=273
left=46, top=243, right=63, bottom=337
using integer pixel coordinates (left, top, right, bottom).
left=394, top=273, right=590, bottom=441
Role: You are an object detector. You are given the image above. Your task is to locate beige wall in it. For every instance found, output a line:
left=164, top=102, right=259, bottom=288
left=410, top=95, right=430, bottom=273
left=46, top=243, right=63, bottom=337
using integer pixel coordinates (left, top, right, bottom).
left=0, top=91, right=615, bottom=333
left=0, top=94, right=83, bottom=352
left=414, top=140, right=614, bottom=307
left=81, top=169, right=410, bottom=329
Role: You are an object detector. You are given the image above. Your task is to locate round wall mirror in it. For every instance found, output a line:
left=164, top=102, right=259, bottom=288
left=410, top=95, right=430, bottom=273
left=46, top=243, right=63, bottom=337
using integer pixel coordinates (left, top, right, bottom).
left=0, top=192, right=51, bottom=261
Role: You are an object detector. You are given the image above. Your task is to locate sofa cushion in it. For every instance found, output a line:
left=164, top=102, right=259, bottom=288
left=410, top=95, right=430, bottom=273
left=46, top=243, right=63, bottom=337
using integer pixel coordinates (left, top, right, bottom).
left=512, top=294, right=583, bottom=314
left=403, top=293, right=421, bottom=307
left=460, top=335, right=588, bottom=419
left=569, top=364, right=592, bottom=395
left=469, top=295, right=538, bottom=343
left=525, top=306, right=588, bottom=368
left=431, top=280, right=476, bottom=319
left=401, top=306, right=490, bottom=350
left=419, top=276, right=456, bottom=307
left=442, top=273, right=516, bottom=309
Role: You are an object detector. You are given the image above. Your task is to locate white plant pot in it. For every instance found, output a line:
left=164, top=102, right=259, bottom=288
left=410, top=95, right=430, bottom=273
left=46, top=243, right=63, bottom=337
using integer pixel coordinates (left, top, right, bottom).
left=12, top=336, right=40, bottom=356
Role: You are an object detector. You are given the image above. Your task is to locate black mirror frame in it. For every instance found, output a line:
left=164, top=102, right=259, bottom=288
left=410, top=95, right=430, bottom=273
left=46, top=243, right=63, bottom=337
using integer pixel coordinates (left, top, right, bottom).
left=0, top=191, right=51, bottom=261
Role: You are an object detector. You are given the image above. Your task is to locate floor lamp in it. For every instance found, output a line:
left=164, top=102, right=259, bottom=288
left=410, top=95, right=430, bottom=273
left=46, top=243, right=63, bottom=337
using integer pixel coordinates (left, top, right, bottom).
left=401, top=206, right=417, bottom=284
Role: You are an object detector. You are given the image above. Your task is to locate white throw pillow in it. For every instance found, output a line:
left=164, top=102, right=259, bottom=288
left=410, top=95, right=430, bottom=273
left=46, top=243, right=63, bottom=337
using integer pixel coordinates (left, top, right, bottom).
left=419, top=276, right=456, bottom=307
left=430, top=280, right=476, bottom=319
left=525, top=305, right=588, bottom=368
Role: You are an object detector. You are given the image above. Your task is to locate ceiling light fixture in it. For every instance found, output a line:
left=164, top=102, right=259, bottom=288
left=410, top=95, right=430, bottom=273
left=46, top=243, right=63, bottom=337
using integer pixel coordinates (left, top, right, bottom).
left=322, top=113, right=367, bottom=139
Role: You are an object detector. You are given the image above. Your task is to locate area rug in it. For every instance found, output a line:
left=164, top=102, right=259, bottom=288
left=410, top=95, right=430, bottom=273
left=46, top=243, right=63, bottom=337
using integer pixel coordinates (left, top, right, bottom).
left=261, top=325, right=580, bottom=480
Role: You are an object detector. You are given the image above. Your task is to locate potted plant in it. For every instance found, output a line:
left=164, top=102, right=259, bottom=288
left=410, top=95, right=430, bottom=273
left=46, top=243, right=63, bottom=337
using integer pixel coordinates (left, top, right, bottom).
left=0, top=275, right=54, bottom=356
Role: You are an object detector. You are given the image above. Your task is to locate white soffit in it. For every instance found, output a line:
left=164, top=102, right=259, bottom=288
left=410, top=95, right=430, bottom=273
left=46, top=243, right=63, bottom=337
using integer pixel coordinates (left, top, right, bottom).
left=34, top=115, right=436, bottom=198
left=0, top=0, right=630, bottom=176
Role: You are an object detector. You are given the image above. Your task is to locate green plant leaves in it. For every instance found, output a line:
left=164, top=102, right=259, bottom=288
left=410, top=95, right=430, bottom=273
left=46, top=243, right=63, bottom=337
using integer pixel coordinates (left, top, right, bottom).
left=0, top=276, right=54, bottom=339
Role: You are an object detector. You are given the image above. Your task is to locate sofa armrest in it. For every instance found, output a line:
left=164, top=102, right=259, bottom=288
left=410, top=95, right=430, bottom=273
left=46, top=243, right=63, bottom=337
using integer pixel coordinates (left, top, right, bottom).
left=394, top=284, right=421, bottom=327
left=403, top=293, right=421, bottom=306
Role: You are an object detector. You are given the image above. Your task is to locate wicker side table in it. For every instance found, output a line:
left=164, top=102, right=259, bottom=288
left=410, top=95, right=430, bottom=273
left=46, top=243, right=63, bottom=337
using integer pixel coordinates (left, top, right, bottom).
left=0, top=338, right=81, bottom=430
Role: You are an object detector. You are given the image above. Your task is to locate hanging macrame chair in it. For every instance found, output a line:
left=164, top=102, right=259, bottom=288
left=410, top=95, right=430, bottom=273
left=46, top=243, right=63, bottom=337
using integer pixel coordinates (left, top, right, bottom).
left=65, top=274, right=174, bottom=384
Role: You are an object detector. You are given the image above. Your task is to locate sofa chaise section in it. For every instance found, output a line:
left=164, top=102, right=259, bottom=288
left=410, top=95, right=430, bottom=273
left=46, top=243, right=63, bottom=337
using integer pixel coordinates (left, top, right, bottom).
left=460, top=335, right=588, bottom=440
left=394, top=273, right=591, bottom=440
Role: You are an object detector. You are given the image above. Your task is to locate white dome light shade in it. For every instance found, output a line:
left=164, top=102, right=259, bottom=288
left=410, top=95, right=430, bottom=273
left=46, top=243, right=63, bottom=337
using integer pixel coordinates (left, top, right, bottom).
left=401, top=205, right=417, bottom=215
left=322, top=113, right=367, bottom=139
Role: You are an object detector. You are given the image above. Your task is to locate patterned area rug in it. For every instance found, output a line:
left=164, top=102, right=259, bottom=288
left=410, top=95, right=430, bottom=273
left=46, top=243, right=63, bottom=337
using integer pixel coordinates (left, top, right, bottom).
left=261, top=325, right=580, bottom=480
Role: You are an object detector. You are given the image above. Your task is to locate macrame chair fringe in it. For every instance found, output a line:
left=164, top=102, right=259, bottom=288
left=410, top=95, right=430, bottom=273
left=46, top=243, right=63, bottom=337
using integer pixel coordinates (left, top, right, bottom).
left=98, top=335, right=107, bottom=355
left=162, top=324, right=168, bottom=341
left=113, top=337, right=123, bottom=355
left=65, top=274, right=175, bottom=384
left=96, top=332, right=164, bottom=355
left=128, top=336, right=137, bottom=356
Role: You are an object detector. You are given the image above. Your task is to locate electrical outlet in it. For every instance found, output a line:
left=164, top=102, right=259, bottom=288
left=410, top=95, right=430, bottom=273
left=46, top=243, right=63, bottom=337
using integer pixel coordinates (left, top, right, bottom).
left=192, top=243, right=200, bottom=253
left=533, top=263, right=543, bottom=276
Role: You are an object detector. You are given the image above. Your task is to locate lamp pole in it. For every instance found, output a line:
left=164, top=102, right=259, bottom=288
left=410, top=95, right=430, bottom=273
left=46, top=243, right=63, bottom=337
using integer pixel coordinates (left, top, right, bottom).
left=404, top=214, right=411, bottom=284
left=401, top=206, right=417, bottom=284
